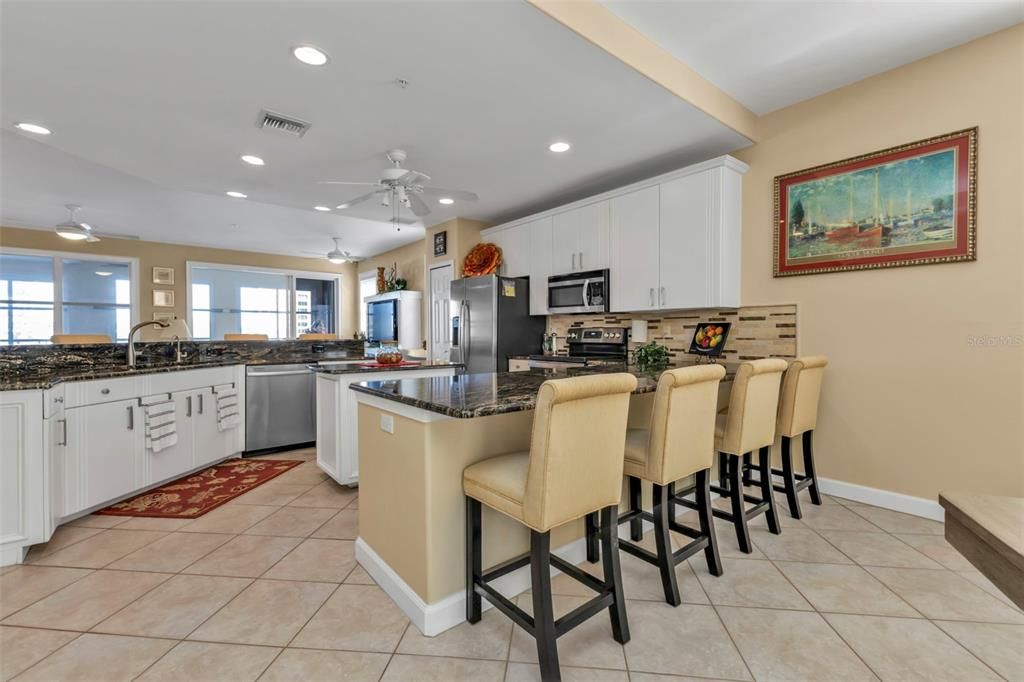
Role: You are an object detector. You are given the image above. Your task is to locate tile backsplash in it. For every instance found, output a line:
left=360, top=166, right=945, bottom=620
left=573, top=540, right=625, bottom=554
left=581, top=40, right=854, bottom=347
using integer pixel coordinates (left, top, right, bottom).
left=546, top=304, right=798, bottom=364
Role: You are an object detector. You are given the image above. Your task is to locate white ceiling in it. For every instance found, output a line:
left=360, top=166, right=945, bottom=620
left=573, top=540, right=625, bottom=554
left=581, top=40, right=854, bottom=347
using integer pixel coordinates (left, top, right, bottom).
left=603, top=0, right=1024, bottom=115
left=0, top=0, right=750, bottom=258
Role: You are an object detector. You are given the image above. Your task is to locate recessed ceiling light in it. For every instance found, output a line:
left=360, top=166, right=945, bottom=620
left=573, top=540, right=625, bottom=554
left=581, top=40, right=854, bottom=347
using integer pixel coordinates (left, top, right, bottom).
left=548, top=141, right=571, bottom=153
left=95, top=271, right=112, bottom=277
left=314, top=205, right=331, bottom=212
left=15, top=122, right=51, bottom=135
left=438, top=198, right=454, bottom=205
left=226, top=191, right=247, bottom=198
left=292, top=45, right=329, bottom=66
left=241, top=155, right=264, bottom=166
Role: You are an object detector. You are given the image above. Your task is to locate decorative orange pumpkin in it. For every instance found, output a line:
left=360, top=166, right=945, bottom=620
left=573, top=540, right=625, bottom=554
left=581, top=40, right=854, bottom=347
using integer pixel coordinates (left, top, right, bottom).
left=463, top=243, right=503, bottom=277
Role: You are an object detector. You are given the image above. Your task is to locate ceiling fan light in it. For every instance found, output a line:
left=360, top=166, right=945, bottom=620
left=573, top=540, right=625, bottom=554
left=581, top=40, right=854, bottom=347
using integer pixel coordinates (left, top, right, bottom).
left=438, top=197, right=454, bottom=205
left=327, top=255, right=346, bottom=264
left=55, top=224, right=91, bottom=241
left=15, top=122, right=51, bottom=135
left=336, top=203, right=349, bottom=209
left=226, top=191, right=247, bottom=198
left=313, top=206, right=331, bottom=212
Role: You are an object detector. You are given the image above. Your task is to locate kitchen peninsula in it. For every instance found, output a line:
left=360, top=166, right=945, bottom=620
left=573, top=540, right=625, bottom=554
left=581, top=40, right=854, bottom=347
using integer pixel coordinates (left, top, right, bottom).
left=349, top=362, right=732, bottom=635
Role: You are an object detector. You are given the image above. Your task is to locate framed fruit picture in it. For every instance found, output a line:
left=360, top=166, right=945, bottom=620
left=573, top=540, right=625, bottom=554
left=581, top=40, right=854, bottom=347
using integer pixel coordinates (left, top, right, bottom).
left=689, top=322, right=730, bottom=357
left=774, top=128, right=977, bottom=276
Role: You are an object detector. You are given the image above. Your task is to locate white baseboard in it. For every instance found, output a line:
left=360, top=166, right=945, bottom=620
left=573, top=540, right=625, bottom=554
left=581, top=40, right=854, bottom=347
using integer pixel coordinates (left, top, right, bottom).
left=0, top=544, right=27, bottom=567
left=817, top=477, right=944, bottom=522
left=356, top=534, right=590, bottom=637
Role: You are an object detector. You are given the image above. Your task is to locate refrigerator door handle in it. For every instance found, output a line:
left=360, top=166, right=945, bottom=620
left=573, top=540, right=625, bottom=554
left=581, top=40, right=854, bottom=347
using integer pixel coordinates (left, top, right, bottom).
left=463, top=300, right=470, bottom=361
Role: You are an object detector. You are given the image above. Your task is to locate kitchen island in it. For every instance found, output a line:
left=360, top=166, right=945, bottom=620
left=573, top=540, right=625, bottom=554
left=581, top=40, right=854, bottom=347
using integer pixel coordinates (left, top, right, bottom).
left=349, top=363, right=731, bottom=635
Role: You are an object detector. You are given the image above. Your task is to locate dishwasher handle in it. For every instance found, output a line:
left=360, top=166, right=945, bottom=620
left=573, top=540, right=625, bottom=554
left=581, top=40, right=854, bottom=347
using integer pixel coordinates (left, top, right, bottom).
left=246, top=369, right=312, bottom=377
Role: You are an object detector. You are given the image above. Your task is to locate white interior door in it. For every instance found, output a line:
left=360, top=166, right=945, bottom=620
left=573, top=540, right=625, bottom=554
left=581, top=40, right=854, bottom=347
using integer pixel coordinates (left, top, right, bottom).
left=428, top=263, right=454, bottom=363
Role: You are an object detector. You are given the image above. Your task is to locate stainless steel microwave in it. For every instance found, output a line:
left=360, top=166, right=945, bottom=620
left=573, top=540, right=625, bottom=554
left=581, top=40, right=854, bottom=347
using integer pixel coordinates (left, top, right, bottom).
left=547, top=269, right=609, bottom=314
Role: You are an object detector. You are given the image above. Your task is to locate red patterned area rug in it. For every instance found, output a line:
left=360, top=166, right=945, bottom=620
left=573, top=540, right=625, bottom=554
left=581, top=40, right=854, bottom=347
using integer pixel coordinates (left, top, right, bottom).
left=95, top=459, right=302, bottom=518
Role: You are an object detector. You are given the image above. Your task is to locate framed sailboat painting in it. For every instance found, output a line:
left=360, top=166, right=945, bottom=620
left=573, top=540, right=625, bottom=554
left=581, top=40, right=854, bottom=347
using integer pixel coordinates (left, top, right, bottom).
left=773, top=128, right=977, bottom=277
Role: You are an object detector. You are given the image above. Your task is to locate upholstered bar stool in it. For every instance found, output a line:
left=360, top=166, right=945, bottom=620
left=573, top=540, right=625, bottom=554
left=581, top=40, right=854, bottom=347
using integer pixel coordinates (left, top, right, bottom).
left=298, top=332, right=338, bottom=340
left=772, top=356, right=828, bottom=518
left=706, top=359, right=787, bottom=553
left=223, top=333, right=268, bottom=341
left=603, top=365, right=726, bottom=606
left=464, top=373, right=638, bottom=682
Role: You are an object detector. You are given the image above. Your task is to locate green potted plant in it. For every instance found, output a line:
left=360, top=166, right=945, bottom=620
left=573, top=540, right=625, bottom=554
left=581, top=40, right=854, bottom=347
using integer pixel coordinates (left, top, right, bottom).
left=633, top=341, right=670, bottom=371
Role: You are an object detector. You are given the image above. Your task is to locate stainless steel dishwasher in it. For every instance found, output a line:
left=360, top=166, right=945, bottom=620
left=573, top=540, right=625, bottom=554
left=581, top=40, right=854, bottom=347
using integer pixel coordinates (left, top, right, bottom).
left=245, top=364, right=316, bottom=453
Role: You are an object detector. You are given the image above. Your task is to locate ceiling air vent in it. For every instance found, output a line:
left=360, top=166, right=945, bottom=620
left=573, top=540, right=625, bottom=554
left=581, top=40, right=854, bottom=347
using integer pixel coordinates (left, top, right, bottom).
left=255, top=109, right=311, bottom=137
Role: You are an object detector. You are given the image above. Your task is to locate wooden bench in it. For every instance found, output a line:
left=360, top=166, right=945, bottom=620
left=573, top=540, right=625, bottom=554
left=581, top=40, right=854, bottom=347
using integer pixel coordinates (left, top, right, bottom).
left=939, top=492, right=1024, bottom=609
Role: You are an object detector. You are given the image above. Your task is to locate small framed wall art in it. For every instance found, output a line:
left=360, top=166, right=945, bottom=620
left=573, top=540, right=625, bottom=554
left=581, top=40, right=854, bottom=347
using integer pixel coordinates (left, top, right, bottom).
left=152, top=312, right=175, bottom=324
left=152, top=289, right=175, bottom=307
left=152, top=267, right=174, bottom=285
left=433, top=230, right=447, bottom=257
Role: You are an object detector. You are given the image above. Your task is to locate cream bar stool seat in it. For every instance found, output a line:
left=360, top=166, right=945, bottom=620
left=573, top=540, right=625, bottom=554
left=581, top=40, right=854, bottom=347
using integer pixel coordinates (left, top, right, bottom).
left=51, top=334, right=112, bottom=344
left=464, top=373, right=638, bottom=682
left=708, top=359, right=787, bottom=553
left=771, top=356, right=828, bottom=518
left=598, top=365, right=726, bottom=606
left=223, top=333, right=268, bottom=341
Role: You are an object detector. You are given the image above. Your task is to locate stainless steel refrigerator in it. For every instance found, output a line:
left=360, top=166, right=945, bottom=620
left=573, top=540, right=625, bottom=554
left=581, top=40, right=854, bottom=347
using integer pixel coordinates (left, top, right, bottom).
left=450, top=275, right=546, bottom=374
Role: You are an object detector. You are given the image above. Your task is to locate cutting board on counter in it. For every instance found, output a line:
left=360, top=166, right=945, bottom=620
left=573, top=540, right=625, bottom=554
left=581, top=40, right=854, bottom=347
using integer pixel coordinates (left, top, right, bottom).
left=357, top=361, right=422, bottom=368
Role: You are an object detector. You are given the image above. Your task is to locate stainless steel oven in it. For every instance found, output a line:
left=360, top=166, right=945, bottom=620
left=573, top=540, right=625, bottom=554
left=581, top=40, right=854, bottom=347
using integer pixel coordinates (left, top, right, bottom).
left=547, top=269, right=609, bottom=314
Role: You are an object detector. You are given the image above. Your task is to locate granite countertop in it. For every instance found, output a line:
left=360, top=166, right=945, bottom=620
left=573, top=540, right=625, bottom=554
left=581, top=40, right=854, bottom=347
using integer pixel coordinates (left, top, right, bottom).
left=310, top=361, right=463, bottom=375
left=350, top=360, right=730, bottom=419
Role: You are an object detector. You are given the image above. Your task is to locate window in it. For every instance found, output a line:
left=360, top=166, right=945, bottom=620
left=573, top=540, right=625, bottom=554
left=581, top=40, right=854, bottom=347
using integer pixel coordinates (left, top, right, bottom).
left=188, top=263, right=339, bottom=340
left=358, top=272, right=377, bottom=336
left=0, top=251, right=136, bottom=345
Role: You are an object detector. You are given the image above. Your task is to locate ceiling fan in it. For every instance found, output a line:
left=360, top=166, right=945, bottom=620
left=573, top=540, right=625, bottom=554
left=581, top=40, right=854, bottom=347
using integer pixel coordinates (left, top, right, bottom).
left=303, top=238, right=363, bottom=265
left=55, top=204, right=100, bottom=242
left=319, top=149, right=478, bottom=220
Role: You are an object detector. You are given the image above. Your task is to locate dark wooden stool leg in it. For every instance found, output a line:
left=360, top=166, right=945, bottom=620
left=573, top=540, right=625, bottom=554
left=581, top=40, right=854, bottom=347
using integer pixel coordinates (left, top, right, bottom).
left=728, top=454, right=752, bottom=553
left=803, top=430, right=823, bottom=505
left=466, top=496, right=482, bottom=623
left=628, top=476, right=643, bottom=541
left=695, top=469, right=723, bottom=576
left=758, top=446, right=782, bottom=534
left=531, top=530, right=560, bottom=681
left=652, top=483, right=680, bottom=606
left=600, top=505, right=630, bottom=643
left=718, top=452, right=728, bottom=490
left=780, top=436, right=802, bottom=519
left=742, top=452, right=754, bottom=486
left=585, top=512, right=600, bottom=564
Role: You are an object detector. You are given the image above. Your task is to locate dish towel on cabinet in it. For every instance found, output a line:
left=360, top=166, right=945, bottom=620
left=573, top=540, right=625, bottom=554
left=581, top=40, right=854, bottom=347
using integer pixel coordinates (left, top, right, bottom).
left=141, top=397, right=177, bottom=453
left=214, top=384, right=240, bottom=432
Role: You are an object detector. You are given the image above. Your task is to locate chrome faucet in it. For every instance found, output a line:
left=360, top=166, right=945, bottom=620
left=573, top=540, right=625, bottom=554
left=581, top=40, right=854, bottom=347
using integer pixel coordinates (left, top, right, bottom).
left=127, top=320, right=169, bottom=368
left=173, top=335, right=186, bottom=363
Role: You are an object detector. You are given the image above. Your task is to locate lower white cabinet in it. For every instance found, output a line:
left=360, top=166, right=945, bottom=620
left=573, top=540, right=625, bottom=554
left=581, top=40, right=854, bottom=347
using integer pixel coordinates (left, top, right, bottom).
left=316, top=367, right=458, bottom=486
left=65, top=398, right=142, bottom=515
left=1, top=365, right=246, bottom=566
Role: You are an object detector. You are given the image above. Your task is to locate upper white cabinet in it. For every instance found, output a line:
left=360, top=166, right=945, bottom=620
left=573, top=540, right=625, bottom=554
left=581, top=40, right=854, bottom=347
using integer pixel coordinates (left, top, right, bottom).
left=483, top=156, right=747, bottom=314
left=490, top=225, right=531, bottom=278
left=610, top=186, right=661, bottom=312
left=528, top=217, right=553, bottom=315
left=551, top=201, right=610, bottom=274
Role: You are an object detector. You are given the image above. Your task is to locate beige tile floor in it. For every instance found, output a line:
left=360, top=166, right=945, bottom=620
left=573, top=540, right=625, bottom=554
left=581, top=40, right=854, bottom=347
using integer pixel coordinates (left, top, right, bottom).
left=1, top=447, right=1022, bottom=681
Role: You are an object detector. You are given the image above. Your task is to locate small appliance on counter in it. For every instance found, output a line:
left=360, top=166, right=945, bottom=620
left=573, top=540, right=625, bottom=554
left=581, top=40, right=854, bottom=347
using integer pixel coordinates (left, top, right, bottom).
left=547, top=269, right=609, bottom=314
left=450, top=275, right=546, bottom=373
left=527, top=327, right=629, bottom=370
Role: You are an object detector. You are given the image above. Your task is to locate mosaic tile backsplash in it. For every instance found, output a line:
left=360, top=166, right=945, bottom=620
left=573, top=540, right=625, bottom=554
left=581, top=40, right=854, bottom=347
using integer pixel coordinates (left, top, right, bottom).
left=546, top=304, right=798, bottom=366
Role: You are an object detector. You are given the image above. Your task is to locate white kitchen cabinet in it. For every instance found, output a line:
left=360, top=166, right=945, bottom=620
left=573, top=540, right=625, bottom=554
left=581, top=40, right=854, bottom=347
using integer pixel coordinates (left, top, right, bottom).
left=551, top=201, right=610, bottom=274
left=0, top=390, right=46, bottom=565
left=192, top=387, right=235, bottom=468
left=44, top=386, right=66, bottom=538
left=490, top=225, right=531, bottom=278
left=65, top=398, right=142, bottom=515
left=145, top=391, right=196, bottom=486
left=659, top=166, right=741, bottom=308
left=610, top=185, right=661, bottom=312
left=528, top=217, right=553, bottom=315
left=316, top=366, right=458, bottom=486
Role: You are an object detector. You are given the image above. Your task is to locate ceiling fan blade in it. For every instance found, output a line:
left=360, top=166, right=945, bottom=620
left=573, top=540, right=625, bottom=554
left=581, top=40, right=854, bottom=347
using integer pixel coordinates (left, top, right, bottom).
left=318, top=180, right=381, bottom=186
left=397, top=170, right=430, bottom=185
left=419, top=187, right=478, bottom=201
left=336, top=191, right=379, bottom=208
left=408, top=193, right=431, bottom=217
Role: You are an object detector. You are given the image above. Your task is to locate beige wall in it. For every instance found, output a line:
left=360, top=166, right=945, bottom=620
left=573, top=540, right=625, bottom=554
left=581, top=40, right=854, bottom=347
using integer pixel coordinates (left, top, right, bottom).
left=733, top=25, right=1024, bottom=500
left=0, top=226, right=360, bottom=339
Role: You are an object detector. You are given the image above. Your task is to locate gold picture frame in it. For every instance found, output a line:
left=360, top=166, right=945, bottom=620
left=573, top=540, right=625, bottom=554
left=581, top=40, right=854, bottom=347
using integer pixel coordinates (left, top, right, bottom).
left=773, top=128, right=977, bottom=277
